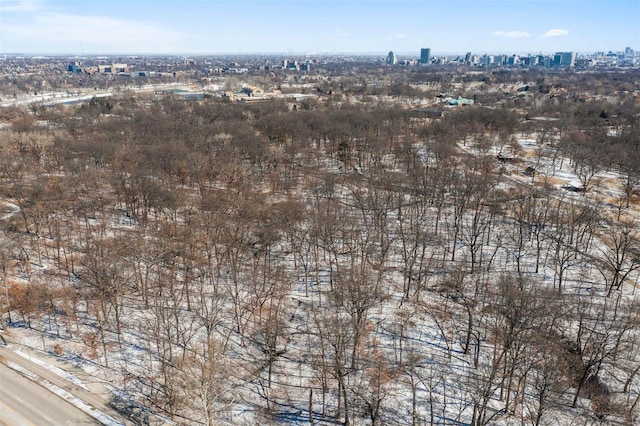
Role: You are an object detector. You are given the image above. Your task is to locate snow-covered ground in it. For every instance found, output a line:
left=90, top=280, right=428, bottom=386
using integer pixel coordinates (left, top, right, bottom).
left=1, top=113, right=639, bottom=425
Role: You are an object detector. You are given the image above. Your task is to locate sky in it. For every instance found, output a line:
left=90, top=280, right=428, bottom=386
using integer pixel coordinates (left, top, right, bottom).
left=0, top=0, right=638, bottom=55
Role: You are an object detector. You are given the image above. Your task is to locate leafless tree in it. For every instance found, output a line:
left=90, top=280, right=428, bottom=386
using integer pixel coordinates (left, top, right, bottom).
left=594, top=218, right=640, bottom=296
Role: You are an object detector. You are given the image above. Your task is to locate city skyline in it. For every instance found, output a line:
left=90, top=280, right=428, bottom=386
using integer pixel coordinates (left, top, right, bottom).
left=0, top=0, right=638, bottom=55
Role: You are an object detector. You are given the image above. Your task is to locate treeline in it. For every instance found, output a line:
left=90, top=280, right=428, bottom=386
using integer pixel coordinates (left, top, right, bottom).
left=0, top=80, right=639, bottom=425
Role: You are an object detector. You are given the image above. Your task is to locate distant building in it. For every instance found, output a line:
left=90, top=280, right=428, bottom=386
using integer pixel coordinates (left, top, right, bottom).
left=420, top=48, right=431, bottom=65
left=241, top=85, right=264, bottom=97
left=483, top=55, right=494, bottom=67
left=444, top=96, right=474, bottom=106
left=68, top=61, right=82, bottom=73
left=539, top=55, right=552, bottom=67
left=97, top=63, right=129, bottom=73
left=553, top=52, right=576, bottom=67
left=574, top=58, right=595, bottom=68
left=280, top=59, right=308, bottom=71
left=386, top=51, right=397, bottom=65
left=223, top=67, right=248, bottom=74
left=113, top=63, right=128, bottom=73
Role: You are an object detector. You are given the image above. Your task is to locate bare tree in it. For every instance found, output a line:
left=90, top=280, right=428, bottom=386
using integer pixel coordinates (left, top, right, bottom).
left=594, top=218, right=640, bottom=296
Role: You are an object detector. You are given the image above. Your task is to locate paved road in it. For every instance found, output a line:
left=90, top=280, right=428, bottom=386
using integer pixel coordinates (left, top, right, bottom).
left=0, top=363, right=97, bottom=425
left=0, top=83, right=198, bottom=108
left=0, top=344, right=132, bottom=425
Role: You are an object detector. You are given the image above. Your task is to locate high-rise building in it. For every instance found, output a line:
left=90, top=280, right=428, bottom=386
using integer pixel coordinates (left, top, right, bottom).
left=553, top=52, right=576, bottom=67
left=386, top=51, right=398, bottom=65
left=420, top=48, right=431, bottom=65
left=483, top=55, right=494, bottom=67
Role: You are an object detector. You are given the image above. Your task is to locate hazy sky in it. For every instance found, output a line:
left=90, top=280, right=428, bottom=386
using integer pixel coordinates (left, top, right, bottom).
left=1, top=0, right=638, bottom=55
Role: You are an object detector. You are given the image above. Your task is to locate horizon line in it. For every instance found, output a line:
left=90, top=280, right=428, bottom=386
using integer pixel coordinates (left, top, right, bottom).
left=0, top=49, right=628, bottom=58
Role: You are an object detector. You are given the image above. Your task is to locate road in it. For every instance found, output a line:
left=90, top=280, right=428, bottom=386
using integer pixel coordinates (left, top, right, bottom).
left=0, top=83, right=199, bottom=108
left=0, top=343, right=132, bottom=425
left=0, top=363, right=96, bottom=425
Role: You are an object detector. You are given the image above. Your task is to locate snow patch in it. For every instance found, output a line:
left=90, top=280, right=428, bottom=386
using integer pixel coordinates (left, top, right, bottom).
left=13, top=349, right=88, bottom=390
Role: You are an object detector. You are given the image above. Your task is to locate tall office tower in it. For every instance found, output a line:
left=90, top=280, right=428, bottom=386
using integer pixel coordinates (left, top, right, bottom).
left=420, top=48, right=431, bottom=65
left=386, top=51, right=398, bottom=65
left=464, top=51, right=472, bottom=65
left=553, top=51, right=576, bottom=67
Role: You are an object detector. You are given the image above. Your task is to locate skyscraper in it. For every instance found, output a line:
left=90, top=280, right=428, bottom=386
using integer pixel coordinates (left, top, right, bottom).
left=553, top=52, right=576, bottom=67
left=420, top=48, right=431, bottom=65
left=386, top=51, right=398, bottom=65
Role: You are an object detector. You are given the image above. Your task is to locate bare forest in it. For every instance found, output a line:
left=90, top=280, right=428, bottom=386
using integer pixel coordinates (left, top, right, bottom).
left=1, top=67, right=640, bottom=426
